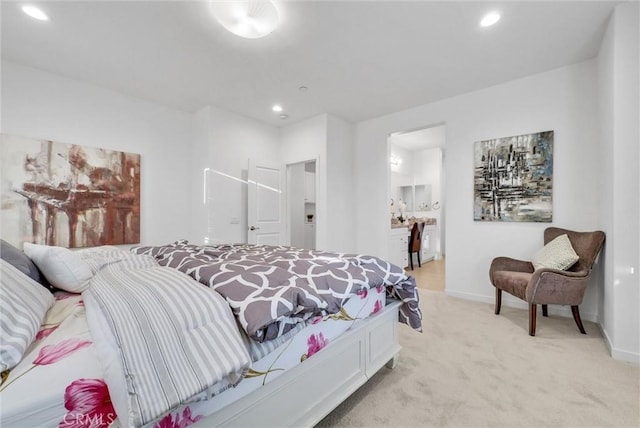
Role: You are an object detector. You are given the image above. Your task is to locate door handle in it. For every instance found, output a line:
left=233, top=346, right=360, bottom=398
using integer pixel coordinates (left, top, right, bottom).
left=249, top=226, right=260, bottom=231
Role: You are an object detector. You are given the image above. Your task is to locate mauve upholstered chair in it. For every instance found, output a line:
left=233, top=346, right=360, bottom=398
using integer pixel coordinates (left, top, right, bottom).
left=489, top=227, right=605, bottom=336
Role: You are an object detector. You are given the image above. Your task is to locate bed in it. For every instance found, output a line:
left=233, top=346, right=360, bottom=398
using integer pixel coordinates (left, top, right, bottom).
left=0, top=239, right=422, bottom=428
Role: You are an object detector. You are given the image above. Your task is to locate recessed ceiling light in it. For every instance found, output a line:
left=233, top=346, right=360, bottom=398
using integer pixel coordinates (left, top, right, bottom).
left=279, top=114, right=289, bottom=120
left=480, top=11, right=500, bottom=27
left=22, top=5, right=49, bottom=21
left=272, top=104, right=283, bottom=112
left=298, top=86, right=308, bottom=92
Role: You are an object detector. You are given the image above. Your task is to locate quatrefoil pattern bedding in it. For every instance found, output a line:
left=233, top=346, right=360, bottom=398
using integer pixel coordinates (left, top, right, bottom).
left=132, top=240, right=423, bottom=342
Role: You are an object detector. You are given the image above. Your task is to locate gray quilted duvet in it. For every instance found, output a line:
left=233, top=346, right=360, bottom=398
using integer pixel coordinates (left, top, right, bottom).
left=132, top=240, right=422, bottom=342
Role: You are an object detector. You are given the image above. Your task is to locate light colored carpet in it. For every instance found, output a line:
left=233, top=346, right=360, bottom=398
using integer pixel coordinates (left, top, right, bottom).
left=316, top=290, right=639, bottom=428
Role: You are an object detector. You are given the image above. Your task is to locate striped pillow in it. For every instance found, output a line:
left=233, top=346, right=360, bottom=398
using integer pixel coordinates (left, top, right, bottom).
left=0, top=259, right=55, bottom=371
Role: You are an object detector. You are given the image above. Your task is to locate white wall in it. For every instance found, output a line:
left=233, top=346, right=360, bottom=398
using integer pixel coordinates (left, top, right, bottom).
left=389, top=144, right=413, bottom=197
left=288, top=163, right=306, bottom=247
left=355, top=60, right=602, bottom=322
left=389, top=144, right=412, bottom=223
left=190, top=105, right=280, bottom=245
left=280, top=114, right=356, bottom=253
left=597, top=1, right=640, bottom=363
left=326, top=115, right=355, bottom=253
left=597, top=0, right=617, bottom=361
left=1, top=61, right=194, bottom=246
left=280, top=114, right=327, bottom=249
left=0, top=61, right=354, bottom=258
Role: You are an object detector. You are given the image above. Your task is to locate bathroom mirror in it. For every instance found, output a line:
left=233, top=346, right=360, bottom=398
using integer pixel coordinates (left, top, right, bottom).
left=399, top=185, right=414, bottom=211
left=414, top=184, right=432, bottom=211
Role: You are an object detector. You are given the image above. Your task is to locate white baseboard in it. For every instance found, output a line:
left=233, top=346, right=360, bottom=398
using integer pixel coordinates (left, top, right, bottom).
left=598, top=324, right=640, bottom=364
left=611, top=348, right=640, bottom=364
left=443, top=290, right=598, bottom=322
left=444, top=289, right=494, bottom=305
left=599, top=322, right=614, bottom=354
left=443, top=289, right=640, bottom=364
left=446, top=289, right=640, bottom=364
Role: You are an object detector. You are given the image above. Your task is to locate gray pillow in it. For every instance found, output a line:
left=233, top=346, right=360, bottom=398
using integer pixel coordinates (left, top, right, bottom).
left=0, top=239, right=49, bottom=288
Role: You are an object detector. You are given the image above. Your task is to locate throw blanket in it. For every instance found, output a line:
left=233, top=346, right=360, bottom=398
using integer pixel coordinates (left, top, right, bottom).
left=83, top=255, right=251, bottom=427
left=132, top=241, right=422, bottom=342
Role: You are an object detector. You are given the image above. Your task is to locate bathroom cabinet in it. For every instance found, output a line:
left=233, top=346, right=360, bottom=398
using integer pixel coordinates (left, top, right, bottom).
left=389, top=227, right=409, bottom=268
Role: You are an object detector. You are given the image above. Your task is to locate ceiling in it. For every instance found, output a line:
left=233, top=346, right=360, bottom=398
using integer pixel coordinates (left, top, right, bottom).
left=1, top=1, right=617, bottom=127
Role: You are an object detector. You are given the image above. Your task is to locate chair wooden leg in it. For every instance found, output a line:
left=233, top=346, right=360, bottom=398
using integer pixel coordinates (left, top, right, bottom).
left=417, top=251, right=421, bottom=268
left=529, top=304, right=537, bottom=336
left=542, top=304, right=548, bottom=317
left=409, top=252, right=414, bottom=270
left=571, top=305, right=587, bottom=334
left=495, top=289, right=502, bottom=315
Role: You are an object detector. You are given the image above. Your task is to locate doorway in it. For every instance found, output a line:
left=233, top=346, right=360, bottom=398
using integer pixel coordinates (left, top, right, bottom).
left=388, top=124, right=446, bottom=290
left=286, top=160, right=317, bottom=249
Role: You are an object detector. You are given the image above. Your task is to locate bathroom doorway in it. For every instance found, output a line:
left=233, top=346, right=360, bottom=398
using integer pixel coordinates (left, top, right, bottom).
left=286, top=159, right=317, bottom=249
left=388, top=124, right=446, bottom=290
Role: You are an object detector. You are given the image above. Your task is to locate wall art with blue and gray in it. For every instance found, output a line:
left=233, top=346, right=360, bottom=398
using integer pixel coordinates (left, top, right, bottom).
left=474, top=130, right=553, bottom=222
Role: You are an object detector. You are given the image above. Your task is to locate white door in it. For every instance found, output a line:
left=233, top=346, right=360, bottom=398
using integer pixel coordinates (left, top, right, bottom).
left=247, top=159, right=283, bottom=245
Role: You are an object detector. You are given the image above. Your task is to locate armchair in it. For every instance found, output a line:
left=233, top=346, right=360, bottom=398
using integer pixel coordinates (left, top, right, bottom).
left=489, top=227, right=605, bottom=336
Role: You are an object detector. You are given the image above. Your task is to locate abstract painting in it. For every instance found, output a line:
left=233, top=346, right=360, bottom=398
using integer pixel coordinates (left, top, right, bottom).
left=1, top=134, right=140, bottom=247
left=474, top=130, right=553, bottom=222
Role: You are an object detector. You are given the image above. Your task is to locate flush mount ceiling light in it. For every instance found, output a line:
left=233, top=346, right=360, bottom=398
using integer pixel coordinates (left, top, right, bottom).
left=210, top=1, right=280, bottom=39
left=480, top=11, right=501, bottom=27
left=22, top=5, right=49, bottom=21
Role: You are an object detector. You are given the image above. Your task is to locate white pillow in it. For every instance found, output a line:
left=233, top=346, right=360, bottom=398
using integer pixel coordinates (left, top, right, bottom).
left=0, top=259, right=55, bottom=371
left=532, top=234, right=579, bottom=271
left=23, top=243, right=93, bottom=292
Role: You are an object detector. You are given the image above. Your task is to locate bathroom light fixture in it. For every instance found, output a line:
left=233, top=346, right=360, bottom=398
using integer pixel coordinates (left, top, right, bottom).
left=272, top=104, right=283, bottom=112
left=22, top=5, right=49, bottom=21
left=210, top=1, right=280, bottom=39
left=390, top=155, right=402, bottom=167
left=480, top=11, right=501, bottom=27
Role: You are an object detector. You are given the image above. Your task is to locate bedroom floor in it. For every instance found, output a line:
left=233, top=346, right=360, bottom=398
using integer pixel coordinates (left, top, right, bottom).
left=317, top=289, right=640, bottom=428
left=408, top=256, right=445, bottom=292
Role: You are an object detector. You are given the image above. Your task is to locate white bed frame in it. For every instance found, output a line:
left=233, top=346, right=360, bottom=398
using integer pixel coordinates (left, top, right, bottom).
left=196, top=300, right=402, bottom=427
